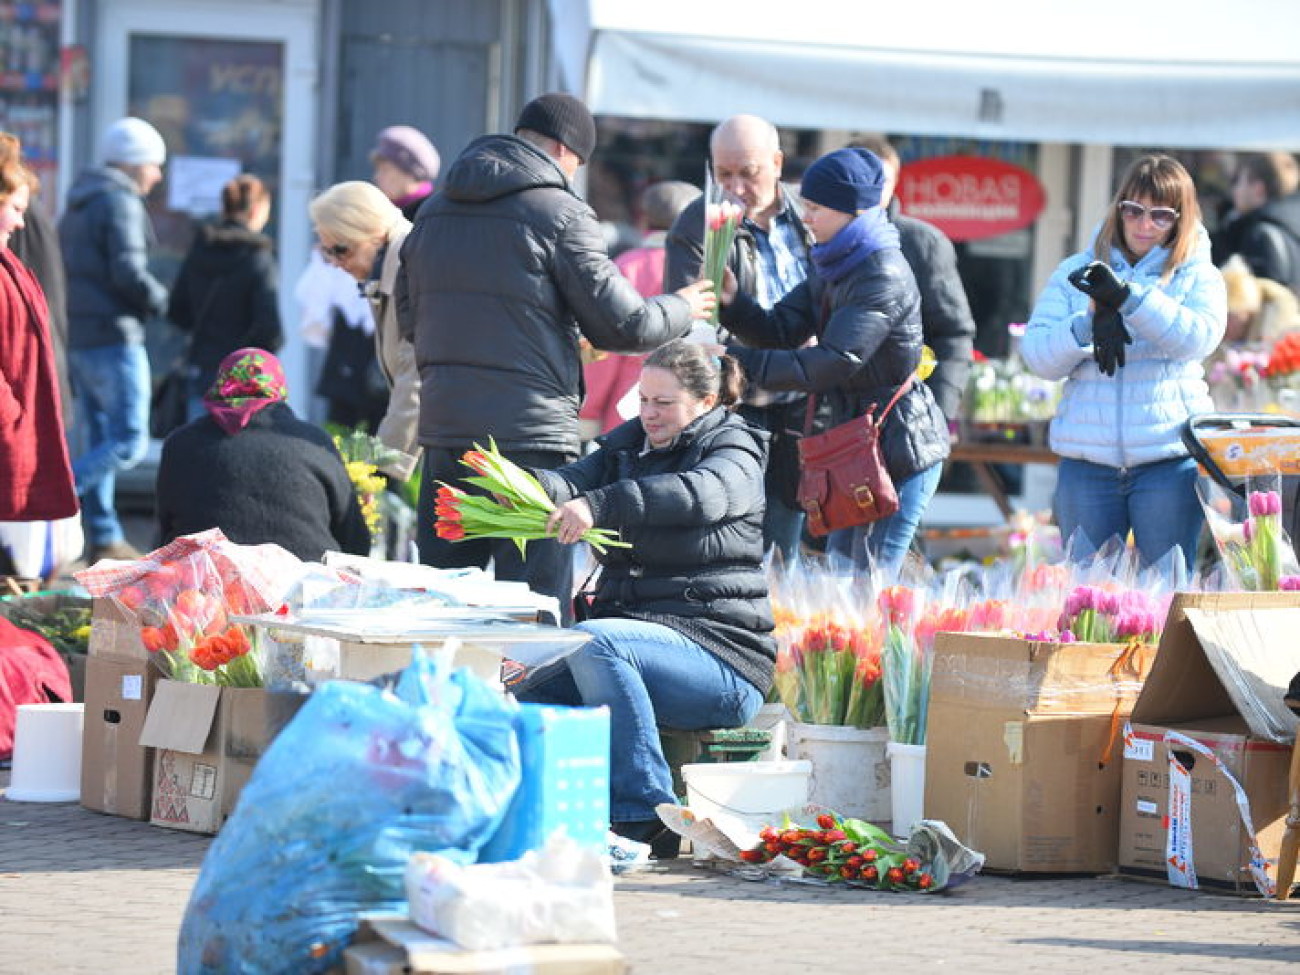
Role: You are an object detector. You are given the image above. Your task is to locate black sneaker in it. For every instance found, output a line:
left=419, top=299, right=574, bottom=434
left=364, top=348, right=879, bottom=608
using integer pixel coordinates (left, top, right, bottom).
left=610, top=819, right=681, bottom=860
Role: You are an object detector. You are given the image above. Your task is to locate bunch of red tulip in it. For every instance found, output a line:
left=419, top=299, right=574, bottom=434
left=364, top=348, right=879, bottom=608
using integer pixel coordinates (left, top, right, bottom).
left=737, top=812, right=935, bottom=892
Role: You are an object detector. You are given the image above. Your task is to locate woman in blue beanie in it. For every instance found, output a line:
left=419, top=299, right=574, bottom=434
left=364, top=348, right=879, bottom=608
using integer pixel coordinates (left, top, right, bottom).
left=719, top=147, right=950, bottom=576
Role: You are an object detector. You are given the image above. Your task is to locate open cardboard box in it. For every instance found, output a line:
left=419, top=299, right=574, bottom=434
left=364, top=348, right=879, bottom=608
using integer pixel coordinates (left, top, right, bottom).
left=344, top=916, right=626, bottom=975
left=1118, top=592, right=1300, bottom=896
left=139, top=679, right=274, bottom=834
left=925, top=630, right=1155, bottom=873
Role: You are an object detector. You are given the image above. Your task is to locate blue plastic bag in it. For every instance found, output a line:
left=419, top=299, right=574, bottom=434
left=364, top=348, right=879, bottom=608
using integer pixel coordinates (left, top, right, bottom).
left=177, top=651, right=521, bottom=974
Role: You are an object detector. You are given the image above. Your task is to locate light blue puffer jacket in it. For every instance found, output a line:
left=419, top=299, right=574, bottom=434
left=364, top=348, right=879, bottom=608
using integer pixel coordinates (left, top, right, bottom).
left=1022, top=225, right=1226, bottom=469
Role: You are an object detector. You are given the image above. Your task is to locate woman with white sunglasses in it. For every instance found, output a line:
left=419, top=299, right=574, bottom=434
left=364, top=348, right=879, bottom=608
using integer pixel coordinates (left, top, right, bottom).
left=1022, top=153, right=1226, bottom=572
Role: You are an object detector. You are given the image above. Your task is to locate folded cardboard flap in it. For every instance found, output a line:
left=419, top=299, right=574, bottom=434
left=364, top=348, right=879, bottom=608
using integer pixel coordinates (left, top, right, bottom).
left=139, top=681, right=222, bottom=753
left=1131, top=593, right=1300, bottom=742
left=1181, top=607, right=1300, bottom=742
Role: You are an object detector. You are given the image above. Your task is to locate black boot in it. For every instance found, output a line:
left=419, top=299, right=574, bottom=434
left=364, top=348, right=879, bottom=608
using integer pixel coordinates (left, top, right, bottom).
left=611, top=819, right=681, bottom=860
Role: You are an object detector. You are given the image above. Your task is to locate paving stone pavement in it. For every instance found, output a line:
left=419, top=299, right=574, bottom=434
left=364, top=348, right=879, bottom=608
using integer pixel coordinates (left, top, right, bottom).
left=3, top=774, right=1300, bottom=974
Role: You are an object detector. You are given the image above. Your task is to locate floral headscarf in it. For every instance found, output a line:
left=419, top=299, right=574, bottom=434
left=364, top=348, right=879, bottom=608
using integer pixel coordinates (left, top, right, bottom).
left=203, top=347, right=288, bottom=435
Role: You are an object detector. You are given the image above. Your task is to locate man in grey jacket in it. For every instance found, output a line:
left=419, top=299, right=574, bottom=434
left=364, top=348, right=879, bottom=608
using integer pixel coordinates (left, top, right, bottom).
left=399, top=93, right=713, bottom=616
left=60, top=117, right=169, bottom=562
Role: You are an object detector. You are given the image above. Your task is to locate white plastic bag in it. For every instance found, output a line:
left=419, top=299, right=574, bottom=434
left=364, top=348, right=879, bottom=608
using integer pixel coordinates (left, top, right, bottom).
left=405, top=831, right=616, bottom=950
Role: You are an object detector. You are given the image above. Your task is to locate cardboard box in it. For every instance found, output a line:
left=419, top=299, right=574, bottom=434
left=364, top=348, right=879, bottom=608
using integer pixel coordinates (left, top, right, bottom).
left=925, top=631, right=1155, bottom=873
left=139, top=680, right=273, bottom=834
left=88, top=597, right=147, bottom=661
left=345, top=917, right=625, bottom=975
left=80, top=653, right=159, bottom=819
left=1117, top=593, right=1300, bottom=895
left=477, top=705, right=611, bottom=863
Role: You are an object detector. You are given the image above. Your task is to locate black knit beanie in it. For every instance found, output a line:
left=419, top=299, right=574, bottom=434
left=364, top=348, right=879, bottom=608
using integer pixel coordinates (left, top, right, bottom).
left=514, top=93, right=597, bottom=162
left=800, top=148, right=886, bottom=215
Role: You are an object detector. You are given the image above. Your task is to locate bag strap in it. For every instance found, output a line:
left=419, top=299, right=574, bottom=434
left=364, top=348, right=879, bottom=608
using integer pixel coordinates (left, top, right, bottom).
left=801, top=374, right=915, bottom=437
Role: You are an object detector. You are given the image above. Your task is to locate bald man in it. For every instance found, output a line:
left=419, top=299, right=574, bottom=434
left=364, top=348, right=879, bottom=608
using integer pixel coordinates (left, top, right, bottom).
left=665, top=115, right=815, bottom=564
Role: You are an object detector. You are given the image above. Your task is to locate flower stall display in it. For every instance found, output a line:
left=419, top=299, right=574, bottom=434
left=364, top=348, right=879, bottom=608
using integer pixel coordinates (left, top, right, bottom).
left=1206, top=332, right=1300, bottom=416
left=434, top=441, right=629, bottom=556
left=962, top=327, right=1061, bottom=440
left=76, top=529, right=302, bottom=686
left=1207, top=346, right=1273, bottom=414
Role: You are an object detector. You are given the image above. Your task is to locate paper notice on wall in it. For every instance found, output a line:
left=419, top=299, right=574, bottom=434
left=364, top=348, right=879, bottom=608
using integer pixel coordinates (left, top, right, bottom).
left=168, top=155, right=242, bottom=215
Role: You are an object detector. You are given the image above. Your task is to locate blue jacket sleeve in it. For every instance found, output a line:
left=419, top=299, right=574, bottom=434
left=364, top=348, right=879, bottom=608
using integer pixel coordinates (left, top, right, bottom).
left=103, top=190, right=168, bottom=319
left=1022, top=259, right=1095, bottom=381
left=1121, top=261, right=1226, bottom=362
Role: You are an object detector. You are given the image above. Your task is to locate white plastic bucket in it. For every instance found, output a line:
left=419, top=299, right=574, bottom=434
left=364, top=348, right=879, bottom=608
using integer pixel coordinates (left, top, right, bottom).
left=787, top=723, right=890, bottom=823
left=682, top=760, right=812, bottom=841
left=6, top=703, right=84, bottom=802
left=886, top=741, right=927, bottom=837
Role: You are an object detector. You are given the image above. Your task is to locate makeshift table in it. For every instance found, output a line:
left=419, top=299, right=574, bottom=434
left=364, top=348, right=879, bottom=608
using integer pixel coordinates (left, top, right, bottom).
left=947, top=441, right=1058, bottom=520
left=233, top=607, right=590, bottom=691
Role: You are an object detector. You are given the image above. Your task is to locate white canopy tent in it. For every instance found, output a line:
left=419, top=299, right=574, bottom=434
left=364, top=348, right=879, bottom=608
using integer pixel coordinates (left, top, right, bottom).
left=547, top=0, right=1300, bottom=149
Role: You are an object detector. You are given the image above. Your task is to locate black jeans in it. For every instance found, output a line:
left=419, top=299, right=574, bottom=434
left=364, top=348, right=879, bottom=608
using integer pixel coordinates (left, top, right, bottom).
left=417, top=445, right=575, bottom=624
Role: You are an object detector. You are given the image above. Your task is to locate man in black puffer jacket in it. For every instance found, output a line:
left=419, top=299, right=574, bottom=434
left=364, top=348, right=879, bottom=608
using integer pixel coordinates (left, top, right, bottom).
left=398, top=93, right=714, bottom=615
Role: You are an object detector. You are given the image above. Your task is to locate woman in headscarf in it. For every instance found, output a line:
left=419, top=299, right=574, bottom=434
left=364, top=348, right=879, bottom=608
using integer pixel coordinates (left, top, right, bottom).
left=154, top=347, right=370, bottom=561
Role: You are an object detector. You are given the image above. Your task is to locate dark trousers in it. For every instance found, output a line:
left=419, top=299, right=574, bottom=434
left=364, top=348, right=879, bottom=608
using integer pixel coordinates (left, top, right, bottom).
left=417, top=446, right=575, bottom=623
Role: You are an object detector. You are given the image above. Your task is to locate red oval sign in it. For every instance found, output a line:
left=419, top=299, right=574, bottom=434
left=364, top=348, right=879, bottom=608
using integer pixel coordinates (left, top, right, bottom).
left=897, top=156, right=1046, bottom=243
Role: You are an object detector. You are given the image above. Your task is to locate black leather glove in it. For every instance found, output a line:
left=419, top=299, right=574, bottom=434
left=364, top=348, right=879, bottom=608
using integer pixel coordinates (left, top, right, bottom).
left=1068, top=260, right=1130, bottom=309
left=1090, top=304, right=1132, bottom=377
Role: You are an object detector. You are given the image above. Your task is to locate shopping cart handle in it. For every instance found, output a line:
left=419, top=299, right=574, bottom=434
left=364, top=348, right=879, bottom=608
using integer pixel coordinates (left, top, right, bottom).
left=1182, top=412, right=1300, bottom=495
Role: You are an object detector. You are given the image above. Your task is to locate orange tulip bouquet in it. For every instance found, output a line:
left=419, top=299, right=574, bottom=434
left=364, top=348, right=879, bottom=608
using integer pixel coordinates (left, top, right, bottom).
left=76, top=529, right=301, bottom=686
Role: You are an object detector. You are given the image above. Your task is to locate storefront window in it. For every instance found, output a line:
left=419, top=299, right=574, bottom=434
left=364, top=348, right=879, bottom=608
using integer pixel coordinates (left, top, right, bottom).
left=127, top=34, right=284, bottom=283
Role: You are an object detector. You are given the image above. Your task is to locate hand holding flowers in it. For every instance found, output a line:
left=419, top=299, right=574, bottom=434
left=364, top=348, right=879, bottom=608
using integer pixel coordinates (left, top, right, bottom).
left=434, top=440, right=630, bottom=556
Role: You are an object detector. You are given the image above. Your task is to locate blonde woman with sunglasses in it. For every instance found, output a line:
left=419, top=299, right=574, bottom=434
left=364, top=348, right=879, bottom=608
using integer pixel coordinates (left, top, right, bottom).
left=1022, top=153, right=1226, bottom=572
left=309, top=180, right=420, bottom=480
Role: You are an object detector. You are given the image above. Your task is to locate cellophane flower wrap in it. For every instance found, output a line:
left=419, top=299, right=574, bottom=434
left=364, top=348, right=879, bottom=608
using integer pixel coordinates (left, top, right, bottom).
left=434, top=439, right=629, bottom=557
left=75, top=528, right=302, bottom=686
left=332, top=427, right=405, bottom=540
left=702, top=167, right=742, bottom=330
left=768, top=563, right=883, bottom=727
left=1198, top=471, right=1299, bottom=591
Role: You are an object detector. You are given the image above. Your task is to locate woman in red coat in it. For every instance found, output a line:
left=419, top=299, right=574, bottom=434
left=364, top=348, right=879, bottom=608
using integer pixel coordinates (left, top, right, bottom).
left=0, top=133, right=77, bottom=523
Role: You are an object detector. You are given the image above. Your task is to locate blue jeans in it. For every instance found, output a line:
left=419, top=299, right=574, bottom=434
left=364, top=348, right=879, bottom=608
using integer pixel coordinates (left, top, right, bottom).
left=827, top=463, right=942, bottom=578
left=763, top=495, right=805, bottom=566
left=1054, top=456, right=1202, bottom=573
left=520, top=618, right=763, bottom=822
left=69, top=345, right=151, bottom=547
